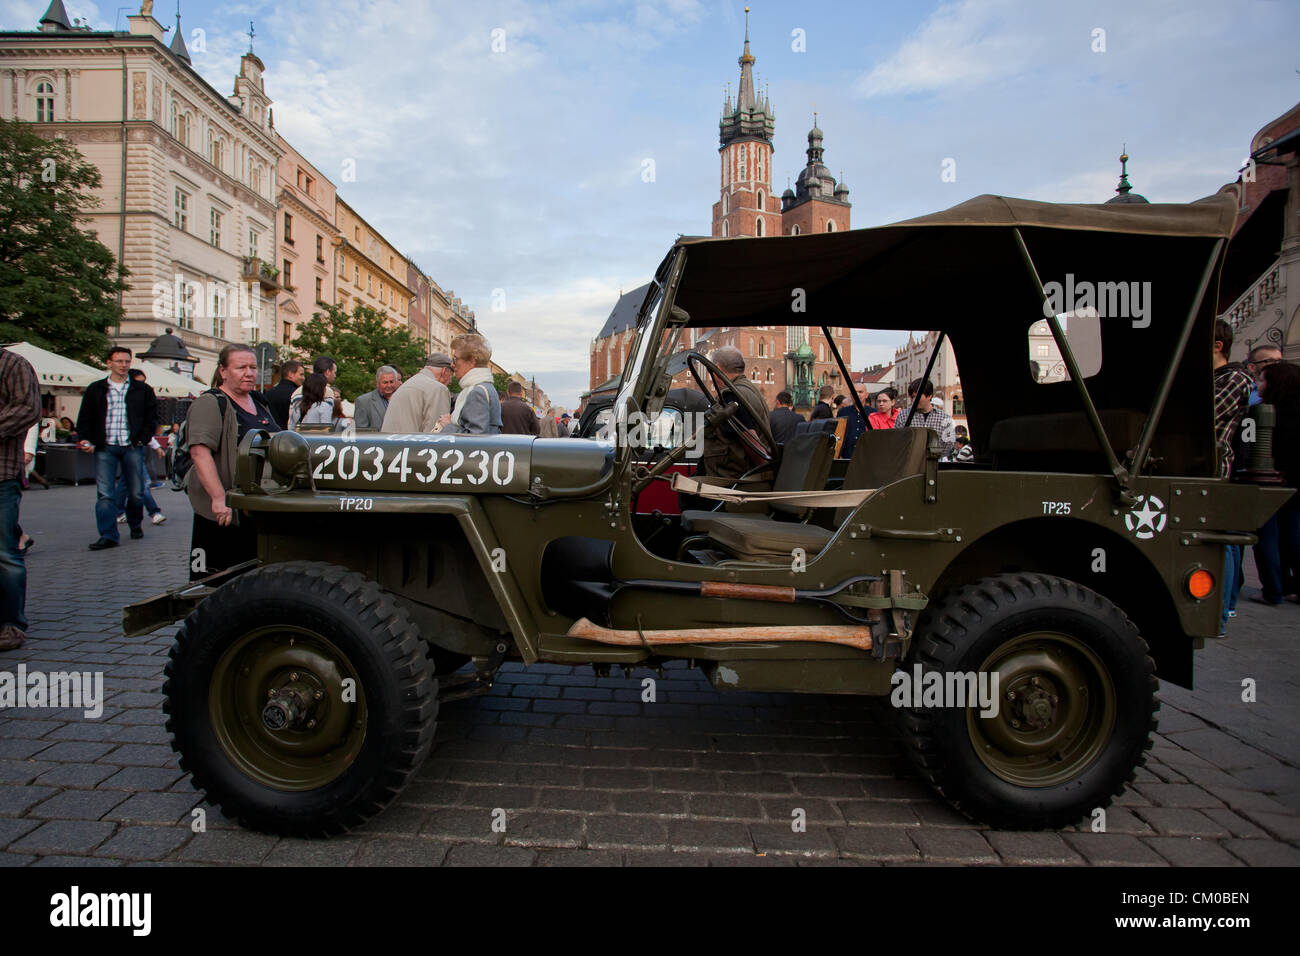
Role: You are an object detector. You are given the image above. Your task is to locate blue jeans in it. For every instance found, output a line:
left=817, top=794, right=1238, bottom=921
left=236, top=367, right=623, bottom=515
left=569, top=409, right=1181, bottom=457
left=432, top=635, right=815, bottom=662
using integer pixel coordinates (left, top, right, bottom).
left=0, top=478, right=26, bottom=629
left=1254, top=492, right=1300, bottom=603
left=1222, top=544, right=1242, bottom=631
left=115, top=454, right=159, bottom=517
left=95, top=445, right=143, bottom=541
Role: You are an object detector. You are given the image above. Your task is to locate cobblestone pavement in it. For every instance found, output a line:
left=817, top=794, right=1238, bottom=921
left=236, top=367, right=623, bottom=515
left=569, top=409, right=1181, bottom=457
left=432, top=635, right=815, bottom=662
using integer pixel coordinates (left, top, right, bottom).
left=2, top=484, right=1298, bottom=867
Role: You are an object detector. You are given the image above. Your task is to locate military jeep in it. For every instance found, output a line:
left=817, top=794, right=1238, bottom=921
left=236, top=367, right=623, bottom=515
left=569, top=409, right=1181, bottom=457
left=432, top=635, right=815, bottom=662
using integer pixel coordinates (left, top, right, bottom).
left=128, top=193, right=1292, bottom=836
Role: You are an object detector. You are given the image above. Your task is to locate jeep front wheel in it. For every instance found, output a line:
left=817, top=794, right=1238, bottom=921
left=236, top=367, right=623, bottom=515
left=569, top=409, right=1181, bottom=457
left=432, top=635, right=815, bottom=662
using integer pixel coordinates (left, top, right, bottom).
left=897, top=573, right=1157, bottom=830
left=163, top=561, right=437, bottom=836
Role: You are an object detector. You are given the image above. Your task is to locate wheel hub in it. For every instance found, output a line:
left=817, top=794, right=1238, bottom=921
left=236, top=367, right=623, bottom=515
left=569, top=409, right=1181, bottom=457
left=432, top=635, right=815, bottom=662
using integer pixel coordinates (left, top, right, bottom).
left=262, top=678, right=322, bottom=732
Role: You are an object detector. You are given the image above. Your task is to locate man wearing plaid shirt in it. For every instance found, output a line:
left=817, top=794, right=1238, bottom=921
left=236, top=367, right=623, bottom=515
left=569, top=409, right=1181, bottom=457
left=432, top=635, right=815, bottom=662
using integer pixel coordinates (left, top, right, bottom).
left=76, top=346, right=158, bottom=550
left=894, top=377, right=956, bottom=459
left=0, top=347, right=41, bottom=650
left=1213, top=320, right=1254, bottom=630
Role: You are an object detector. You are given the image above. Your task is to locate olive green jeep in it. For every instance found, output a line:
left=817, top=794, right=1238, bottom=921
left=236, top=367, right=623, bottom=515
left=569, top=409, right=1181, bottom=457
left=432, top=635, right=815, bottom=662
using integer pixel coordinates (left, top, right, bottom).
left=127, top=193, right=1292, bottom=836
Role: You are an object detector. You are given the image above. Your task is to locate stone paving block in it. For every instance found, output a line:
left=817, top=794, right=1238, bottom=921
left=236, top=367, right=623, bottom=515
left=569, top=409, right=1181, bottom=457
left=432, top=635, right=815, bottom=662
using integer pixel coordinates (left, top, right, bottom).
left=1209, top=788, right=1294, bottom=815
left=1142, top=836, right=1244, bottom=866
left=263, top=838, right=363, bottom=866
left=103, top=791, right=202, bottom=825
left=663, top=820, right=753, bottom=853
left=583, top=768, right=652, bottom=790
left=790, top=774, right=867, bottom=798
left=748, top=822, right=837, bottom=857
left=28, top=788, right=130, bottom=820
left=1221, top=838, right=1300, bottom=866
left=2, top=719, right=65, bottom=739
left=689, top=794, right=765, bottom=820
left=32, top=763, right=119, bottom=788
left=535, top=787, right=614, bottom=814
left=0, top=759, right=57, bottom=784
left=610, top=791, right=687, bottom=816
left=34, top=740, right=117, bottom=762
left=361, top=806, right=427, bottom=836
left=353, top=839, right=448, bottom=866
left=652, top=769, right=719, bottom=793
left=0, top=784, right=58, bottom=815
left=0, top=852, right=35, bottom=866
left=626, top=749, right=700, bottom=769
left=1198, top=807, right=1268, bottom=839
left=828, top=825, right=920, bottom=861
left=98, top=766, right=186, bottom=791
left=985, top=831, right=1082, bottom=865
left=910, top=828, right=999, bottom=863
left=516, top=764, right=583, bottom=788
left=1132, top=807, right=1231, bottom=838
left=501, top=811, right=585, bottom=848
left=0, top=817, right=41, bottom=847
left=420, top=808, right=501, bottom=843
left=97, top=743, right=179, bottom=767
left=10, top=820, right=116, bottom=855
left=586, top=815, right=669, bottom=849
left=32, top=855, right=122, bottom=867
left=535, top=848, right=622, bottom=866
left=443, top=844, right=536, bottom=866
left=835, top=800, right=920, bottom=826
left=1061, top=833, right=1168, bottom=866
left=1132, top=782, right=1224, bottom=809
left=94, top=826, right=192, bottom=861
left=458, top=784, right=538, bottom=810
left=0, top=738, right=61, bottom=760
left=177, top=830, right=279, bottom=864
left=1237, top=810, right=1300, bottom=843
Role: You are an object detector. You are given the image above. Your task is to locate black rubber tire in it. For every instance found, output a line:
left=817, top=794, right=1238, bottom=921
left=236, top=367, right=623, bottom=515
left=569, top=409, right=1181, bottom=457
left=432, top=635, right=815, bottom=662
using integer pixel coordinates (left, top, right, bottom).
left=897, top=573, right=1158, bottom=830
left=163, top=561, right=437, bottom=837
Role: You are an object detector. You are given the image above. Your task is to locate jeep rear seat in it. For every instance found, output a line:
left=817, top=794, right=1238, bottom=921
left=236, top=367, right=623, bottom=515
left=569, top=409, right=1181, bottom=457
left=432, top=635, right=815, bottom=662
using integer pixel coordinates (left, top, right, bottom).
left=702, top=427, right=931, bottom=562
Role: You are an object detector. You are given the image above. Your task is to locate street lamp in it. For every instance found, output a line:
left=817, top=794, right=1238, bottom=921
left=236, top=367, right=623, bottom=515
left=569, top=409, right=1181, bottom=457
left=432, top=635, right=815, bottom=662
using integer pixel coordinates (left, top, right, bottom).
left=139, top=327, right=197, bottom=379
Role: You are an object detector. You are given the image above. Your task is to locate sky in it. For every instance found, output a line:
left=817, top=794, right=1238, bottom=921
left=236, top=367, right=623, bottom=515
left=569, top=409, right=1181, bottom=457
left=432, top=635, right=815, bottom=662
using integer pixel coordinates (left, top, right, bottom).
left=6, top=0, right=1299, bottom=409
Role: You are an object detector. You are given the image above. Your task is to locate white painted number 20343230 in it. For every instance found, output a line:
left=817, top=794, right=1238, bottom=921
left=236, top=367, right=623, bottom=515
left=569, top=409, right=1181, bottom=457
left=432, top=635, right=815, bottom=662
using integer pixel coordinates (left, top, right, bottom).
left=312, top=445, right=517, bottom=486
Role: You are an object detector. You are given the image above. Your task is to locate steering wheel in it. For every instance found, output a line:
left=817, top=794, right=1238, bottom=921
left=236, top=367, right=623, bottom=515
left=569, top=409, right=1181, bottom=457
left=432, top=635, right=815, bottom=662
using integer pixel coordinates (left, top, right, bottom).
left=686, top=351, right=777, bottom=465
left=632, top=401, right=739, bottom=496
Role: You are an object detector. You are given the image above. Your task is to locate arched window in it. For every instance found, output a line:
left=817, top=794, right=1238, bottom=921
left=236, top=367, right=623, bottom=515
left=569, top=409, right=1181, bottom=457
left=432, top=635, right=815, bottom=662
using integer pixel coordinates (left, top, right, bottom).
left=170, top=102, right=178, bottom=138
left=35, top=81, right=54, bottom=122
left=826, top=220, right=837, bottom=233
left=757, top=339, right=765, bottom=357
left=722, top=221, right=729, bottom=237
left=722, top=192, right=729, bottom=215
left=251, top=165, right=262, bottom=194
left=755, top=217, right=764, bottom=237
left=952, top=394, right=965, bottom=416
left=791, top=224, right=801, bottom=236
left=757, top=189, right=764, bottom=211
left=766, top=368, right=774, bottom=384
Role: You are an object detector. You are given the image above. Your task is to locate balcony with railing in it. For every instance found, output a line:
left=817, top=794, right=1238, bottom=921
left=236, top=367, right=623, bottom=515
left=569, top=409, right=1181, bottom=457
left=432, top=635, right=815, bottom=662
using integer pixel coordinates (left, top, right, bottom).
left=1225, top=262, right=1284, bottom=331
left=241, top=256, right=284, bottom=293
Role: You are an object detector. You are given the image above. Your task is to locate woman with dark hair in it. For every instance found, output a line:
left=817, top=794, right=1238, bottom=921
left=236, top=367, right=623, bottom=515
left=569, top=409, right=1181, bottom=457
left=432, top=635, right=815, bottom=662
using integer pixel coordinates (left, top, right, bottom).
left=289, top=373, right=333, bottom=430
left=185, top=345, right=279, bottom=580
left=1253, top=362, right=1300, bottom=604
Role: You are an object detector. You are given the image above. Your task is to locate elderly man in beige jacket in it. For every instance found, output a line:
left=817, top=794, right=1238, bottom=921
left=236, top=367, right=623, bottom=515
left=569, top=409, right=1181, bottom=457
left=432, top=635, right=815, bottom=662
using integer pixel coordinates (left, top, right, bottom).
left=381, top=353, right=453, bottom=434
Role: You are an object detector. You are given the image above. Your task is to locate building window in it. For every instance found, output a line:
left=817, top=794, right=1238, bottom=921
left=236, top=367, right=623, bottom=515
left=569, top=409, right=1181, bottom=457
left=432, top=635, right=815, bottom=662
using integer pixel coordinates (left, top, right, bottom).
left=251, top=165, right=261, bottom=194
left=952, top=394, right=965, bottom=415
left=738, top=144, right=746, bottom=180
left=282, top=259, right=292, bottom=290
left=248, top=229, right=259, bottom=258
left=303, top=173, right=314, bottom=197
left=722, top=221, right=729, bottom=237
left=210, top=135, right=223, bottom=171
left=767, top=368, right=774, bottom=384
left=758, top=339, right=765, bottom=357
left=316, top=235, right=324, bottom=262
left=35, top=81, right=54, bottom=122
left=791, top=224, right=801, bottom=236
left=170, top=102, right=178, bottom=138
left=722, top=192, right=729, bottom=215
left=178, top=112, right=191, bottom=147
left=367, top=274, right=373, bottom=294
left=826, top=220, right=837, bottom=233
left=755, top=216, right=764, bottom=237
left=354, top=265, right=360, bottom=287
left=209, top=209, right=222, bottom=247
left=354, top=226, right=360, bottom=242
left=283, top=212, right=293, bottom=243
left=757, top=189, right=764, bottom=211
left=315, top=276, right=323, bottom=302
left=283, top=321, right=292, bottom=345
left=212, top=288, right=226, bottom=340
left=339, top=252, right=346, bottom=274
left=173, top=188, right=189, bottom=231
left=176, top=280, right=195, bottom=331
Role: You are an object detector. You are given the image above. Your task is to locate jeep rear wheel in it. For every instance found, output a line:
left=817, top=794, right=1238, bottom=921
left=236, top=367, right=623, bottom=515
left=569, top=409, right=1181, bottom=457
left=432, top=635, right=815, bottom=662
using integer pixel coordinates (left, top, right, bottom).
left=163, top=561, right=437, bottom=836
left=898, top=573, right=1157, bottom=830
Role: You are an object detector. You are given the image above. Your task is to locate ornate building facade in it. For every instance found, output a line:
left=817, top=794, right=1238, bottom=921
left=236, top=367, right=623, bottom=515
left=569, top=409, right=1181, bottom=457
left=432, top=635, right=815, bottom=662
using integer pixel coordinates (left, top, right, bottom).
left=276, top=138, right=338, bottom=347
left=0, top=2, right=283, bottom=383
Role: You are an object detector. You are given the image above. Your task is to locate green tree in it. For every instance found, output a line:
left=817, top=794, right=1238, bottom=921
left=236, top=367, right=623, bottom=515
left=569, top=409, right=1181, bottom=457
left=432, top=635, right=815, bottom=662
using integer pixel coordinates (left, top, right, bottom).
left=0, top=119, right=128, bottom=364
left=291, top=302, right=426, bottom=401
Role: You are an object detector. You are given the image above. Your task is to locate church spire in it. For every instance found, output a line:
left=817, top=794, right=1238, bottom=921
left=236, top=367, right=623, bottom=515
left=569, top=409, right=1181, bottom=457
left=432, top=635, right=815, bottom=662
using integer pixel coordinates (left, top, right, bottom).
left=39, top=0, right=72, bottom=32
left=1105, top=146, right=1149, bottom=204
left=718, top=7, right=774, bottom=148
